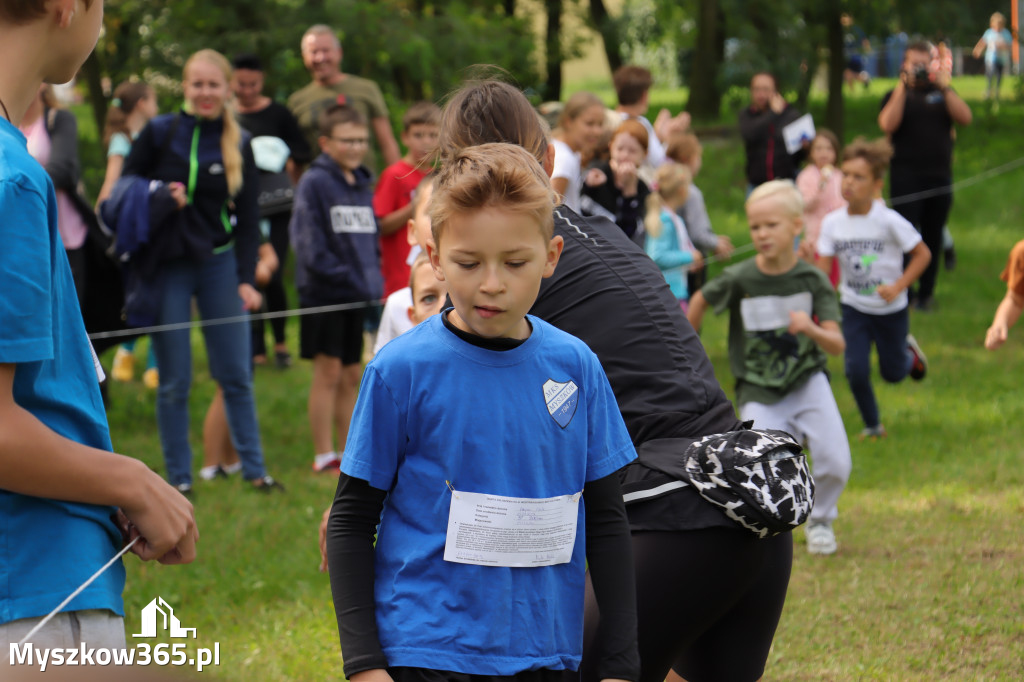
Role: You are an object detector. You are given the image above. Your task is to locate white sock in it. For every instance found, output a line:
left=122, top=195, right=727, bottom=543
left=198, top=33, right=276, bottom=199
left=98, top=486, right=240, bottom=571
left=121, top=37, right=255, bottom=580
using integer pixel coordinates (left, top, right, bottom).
left=314, top=452, right=339, bottom=468
left=223, top=462, right=242, bottom=475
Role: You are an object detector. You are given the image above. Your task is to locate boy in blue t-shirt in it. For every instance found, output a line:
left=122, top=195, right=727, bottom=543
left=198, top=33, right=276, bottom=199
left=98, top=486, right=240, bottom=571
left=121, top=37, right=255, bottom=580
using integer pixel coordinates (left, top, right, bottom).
left=325, top=143, right=639, bottom=682
left=0, top=0, right=197, bottom=650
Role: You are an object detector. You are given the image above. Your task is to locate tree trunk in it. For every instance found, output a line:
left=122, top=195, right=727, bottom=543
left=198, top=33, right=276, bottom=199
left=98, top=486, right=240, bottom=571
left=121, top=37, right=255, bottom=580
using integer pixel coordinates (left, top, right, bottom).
left=543, top=0, right=563, bottom=101
left=589, top=0, right=622, bottom=74
left=81, top=51, right=107, bottom=140
left=687, top=0, right=724, bottom=120
left=825, top=0, right=844, bottom=140
left=504, top=0, right=515, bottom=16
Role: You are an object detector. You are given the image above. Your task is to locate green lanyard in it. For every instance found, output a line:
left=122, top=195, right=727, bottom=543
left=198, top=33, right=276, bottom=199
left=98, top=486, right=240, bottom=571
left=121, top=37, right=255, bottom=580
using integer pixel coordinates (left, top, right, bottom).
left=187, top=121, right=235, bottom=253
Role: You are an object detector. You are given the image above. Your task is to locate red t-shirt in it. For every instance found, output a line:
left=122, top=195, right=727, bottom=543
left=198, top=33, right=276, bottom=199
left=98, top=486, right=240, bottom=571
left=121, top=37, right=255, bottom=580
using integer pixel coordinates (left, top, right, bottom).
left=374, top=160, right=427, bottom=297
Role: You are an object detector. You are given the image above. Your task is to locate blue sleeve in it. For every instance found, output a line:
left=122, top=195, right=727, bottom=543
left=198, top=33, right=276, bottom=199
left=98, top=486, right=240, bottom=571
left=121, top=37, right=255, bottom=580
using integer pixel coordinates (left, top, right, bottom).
left=107, top=133, right=131, bottom=159
left=0, top=180, right=54, bottom=363
left=646, top=214, right=694, bottom=270
left=583, top=352, right=636, bottom=482
left=340, top=364, right=407, bottom=491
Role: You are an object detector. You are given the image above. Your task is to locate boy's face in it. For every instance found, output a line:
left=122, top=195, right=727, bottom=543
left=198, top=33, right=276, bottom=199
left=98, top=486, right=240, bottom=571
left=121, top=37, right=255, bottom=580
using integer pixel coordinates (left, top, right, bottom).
left=428, top=208, right=563, bottom=339
left=407, top=262, right=447, bottom=325
left=320, top=122, right=369, bottom=172
left=402, top=124, right=439, bottom=164
left=51, top=0, right=104, bottom=85
left=840, top=157, right=882, bottom=207
left=747, top=196, right=801, bottom=262
left=231, top=68, right=264, bottom=108
left=407, top=182, right=434, bottom=250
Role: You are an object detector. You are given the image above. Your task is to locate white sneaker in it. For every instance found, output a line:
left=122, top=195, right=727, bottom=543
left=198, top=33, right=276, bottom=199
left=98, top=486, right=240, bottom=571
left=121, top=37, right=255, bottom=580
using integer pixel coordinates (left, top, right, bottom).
left=806, top=523, right=838, bottom=555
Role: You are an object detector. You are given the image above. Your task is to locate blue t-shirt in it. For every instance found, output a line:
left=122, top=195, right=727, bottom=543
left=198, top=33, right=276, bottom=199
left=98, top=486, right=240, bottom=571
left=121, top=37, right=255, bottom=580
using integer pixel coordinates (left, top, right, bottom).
left=107, top=131, right=132, bottom=158
left=983, top=28, right=1013, bottom=64
left=341, top=313, right=636, bottom=675
left=0, top=118, right=125, bottom=625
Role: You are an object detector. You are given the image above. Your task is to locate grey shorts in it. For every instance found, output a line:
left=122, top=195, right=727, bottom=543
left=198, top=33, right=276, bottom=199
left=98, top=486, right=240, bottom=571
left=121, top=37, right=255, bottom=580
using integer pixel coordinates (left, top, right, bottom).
left=1, top=609, right=125, bottom=664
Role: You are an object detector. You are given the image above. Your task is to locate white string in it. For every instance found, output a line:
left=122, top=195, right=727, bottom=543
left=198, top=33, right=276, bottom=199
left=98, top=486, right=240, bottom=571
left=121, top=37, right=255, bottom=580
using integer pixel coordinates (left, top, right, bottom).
left=87, top=299, right=383, bottom=342
left=16, top=537, right=139, bottom=646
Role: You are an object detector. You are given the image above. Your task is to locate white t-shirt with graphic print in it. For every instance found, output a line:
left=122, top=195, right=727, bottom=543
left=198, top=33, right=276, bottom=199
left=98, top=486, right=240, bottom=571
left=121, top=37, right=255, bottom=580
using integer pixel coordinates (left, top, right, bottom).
left=817, top=200, right=922, bottom=315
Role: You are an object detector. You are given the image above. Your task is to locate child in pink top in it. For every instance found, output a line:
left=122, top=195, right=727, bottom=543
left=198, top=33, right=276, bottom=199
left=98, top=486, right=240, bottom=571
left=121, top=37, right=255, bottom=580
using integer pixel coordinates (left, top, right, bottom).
left=796, top=129, right=844, bottom=285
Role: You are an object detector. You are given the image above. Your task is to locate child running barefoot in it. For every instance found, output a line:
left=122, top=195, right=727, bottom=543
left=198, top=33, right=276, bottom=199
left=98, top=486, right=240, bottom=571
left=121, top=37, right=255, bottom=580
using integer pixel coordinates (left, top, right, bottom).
left=688, top=180, right=851, bottom=555
left=644, top=163, right=703, bottom=312
left=326, top=143, right=639, bottom=682
left=98, top=81, right=161, bottom=387
left=795, top=129, right=845, bottom=285
left=817, top=138, right=931, bottom=440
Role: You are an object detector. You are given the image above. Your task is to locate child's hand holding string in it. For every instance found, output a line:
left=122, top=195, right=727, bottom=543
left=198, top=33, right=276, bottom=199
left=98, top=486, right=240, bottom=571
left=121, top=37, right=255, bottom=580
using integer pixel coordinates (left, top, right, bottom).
left=875, top=283, right=903, bottom=303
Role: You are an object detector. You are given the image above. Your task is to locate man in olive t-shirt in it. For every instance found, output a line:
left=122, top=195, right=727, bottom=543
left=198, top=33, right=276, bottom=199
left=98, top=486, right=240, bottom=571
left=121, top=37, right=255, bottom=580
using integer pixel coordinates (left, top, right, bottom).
left=288, top=25, right=400, bottom=172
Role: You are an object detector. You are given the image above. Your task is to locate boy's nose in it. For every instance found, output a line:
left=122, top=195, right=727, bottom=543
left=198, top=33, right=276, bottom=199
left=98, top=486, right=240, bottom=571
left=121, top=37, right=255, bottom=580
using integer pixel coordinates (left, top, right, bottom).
left=479, top=268, right=504, bottom=294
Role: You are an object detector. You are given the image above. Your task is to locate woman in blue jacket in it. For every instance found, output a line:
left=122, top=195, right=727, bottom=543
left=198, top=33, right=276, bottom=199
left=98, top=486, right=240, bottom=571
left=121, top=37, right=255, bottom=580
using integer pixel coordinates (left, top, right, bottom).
left=123, top=49, right=280, bottom=496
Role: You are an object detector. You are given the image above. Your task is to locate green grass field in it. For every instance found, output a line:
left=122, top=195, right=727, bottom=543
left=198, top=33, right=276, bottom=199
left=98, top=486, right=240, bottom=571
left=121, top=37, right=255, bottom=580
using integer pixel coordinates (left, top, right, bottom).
left=98, top=77, right=1024, bottom=680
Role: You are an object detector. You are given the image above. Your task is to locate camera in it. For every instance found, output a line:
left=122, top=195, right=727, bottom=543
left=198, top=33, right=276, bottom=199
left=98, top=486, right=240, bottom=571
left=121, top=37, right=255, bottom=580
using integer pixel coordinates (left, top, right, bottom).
left=908, top=64, right=932, bottom=89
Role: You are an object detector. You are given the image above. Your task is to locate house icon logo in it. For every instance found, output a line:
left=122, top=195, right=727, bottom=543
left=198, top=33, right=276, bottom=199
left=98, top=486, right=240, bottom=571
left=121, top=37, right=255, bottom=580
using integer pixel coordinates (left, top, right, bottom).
left=133, top=597, right=197, bottom=639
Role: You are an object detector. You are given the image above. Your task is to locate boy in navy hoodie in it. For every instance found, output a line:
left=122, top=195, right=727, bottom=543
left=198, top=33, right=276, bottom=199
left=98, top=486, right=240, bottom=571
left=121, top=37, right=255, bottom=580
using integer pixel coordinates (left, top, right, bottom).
left=290, top=105, right=383, bottom=474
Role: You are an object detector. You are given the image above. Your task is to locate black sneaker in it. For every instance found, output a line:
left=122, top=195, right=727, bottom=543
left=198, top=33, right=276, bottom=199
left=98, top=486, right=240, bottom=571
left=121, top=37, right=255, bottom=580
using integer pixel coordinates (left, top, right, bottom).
left=944, top=245, right=957, bottom=271
left=275, top=350, right=293, bottom=369
left=907, top=334, right=927, bottom=380
left=174, top=483, right=194, bottom=499
left=251, top=475, right=285, bottom=493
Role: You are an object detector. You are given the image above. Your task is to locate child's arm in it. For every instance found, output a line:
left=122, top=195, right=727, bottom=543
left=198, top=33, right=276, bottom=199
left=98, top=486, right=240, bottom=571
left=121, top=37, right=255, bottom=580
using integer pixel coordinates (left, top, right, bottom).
left=326, top=474, right=393, bottom=682
left=95, top=153, right=124, bottom=207
left=687, top=290, right=709, bottom=329
left=788, top=313, right=845, bottom=356
left=877, top=241, right=931, bottom=303
left=583, top=473, right=639, bottom=682
left=373, top=170, right=416, bottom=238
left=0, top=364, right=197, bottom=563
left=377, top=201, right=416, bottom=237
left=815, top=254, right=834, bottom=277
left=985, top=290, right=1024, bottom=350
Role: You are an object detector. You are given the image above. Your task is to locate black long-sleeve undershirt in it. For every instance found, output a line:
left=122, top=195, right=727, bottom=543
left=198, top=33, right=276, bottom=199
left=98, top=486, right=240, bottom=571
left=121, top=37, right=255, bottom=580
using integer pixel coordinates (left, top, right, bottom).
left=327, top=470, right=639, bottom=680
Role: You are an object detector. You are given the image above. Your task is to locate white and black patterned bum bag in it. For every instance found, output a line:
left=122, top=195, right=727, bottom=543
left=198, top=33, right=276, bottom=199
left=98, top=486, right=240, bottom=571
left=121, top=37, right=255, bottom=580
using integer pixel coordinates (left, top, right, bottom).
left=683, top=429, right=815, bottom=538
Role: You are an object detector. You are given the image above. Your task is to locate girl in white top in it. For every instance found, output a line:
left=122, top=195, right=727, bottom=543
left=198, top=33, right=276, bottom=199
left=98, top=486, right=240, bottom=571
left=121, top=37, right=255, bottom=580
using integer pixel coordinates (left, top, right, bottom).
left=551, top=91, right=605, bottom=212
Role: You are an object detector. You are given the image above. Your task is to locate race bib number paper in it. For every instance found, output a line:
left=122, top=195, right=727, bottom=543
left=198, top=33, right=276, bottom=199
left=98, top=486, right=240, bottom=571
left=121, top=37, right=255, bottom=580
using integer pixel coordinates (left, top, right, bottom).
left=444, top=489, right=580, bottom=567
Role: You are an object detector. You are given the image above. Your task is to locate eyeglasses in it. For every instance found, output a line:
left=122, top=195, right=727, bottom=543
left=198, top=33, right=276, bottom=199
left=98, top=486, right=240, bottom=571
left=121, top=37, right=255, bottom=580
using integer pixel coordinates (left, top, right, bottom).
left=331, top=137, right=370, bottom=147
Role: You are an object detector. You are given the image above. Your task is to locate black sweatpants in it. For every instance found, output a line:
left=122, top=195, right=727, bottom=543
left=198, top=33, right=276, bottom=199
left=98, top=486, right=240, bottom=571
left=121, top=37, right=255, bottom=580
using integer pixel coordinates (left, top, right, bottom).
left=581, top=528, right=793, bottom=682
left=890, top=171, right=952, bottom=304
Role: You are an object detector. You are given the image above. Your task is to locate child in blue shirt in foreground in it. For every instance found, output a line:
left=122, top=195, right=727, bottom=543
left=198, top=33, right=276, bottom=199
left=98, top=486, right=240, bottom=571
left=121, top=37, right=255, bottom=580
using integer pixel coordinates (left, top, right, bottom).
left=326, top=143, right=639, bottom=682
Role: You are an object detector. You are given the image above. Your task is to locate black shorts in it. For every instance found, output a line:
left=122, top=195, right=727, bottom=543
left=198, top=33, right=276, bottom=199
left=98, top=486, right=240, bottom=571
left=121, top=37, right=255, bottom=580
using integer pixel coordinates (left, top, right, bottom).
left=300, top=308, right=365, bottom=364
left=389, top=668, right=575, bottom=682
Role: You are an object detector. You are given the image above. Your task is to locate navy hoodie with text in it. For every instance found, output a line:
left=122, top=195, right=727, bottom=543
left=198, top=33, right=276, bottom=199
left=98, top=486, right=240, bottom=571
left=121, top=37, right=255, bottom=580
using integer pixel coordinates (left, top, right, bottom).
left=289, top=154, right=383, bottom=306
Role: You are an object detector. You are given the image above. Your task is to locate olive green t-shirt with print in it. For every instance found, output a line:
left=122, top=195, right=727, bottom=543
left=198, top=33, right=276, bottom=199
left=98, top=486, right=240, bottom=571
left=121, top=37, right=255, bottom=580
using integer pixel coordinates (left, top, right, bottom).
left=288, top=75, right=390, bottom=171
left=701, top=258, right=840, bottom=406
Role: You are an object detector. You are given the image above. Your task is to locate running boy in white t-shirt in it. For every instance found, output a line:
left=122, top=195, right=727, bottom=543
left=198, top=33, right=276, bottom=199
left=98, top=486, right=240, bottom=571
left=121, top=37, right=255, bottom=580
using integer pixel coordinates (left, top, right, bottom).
left=325, top=143, right=638, bottom=682
left=817, top=137, right=931, bottom=440
left=688, top=180, right=851, bottom=555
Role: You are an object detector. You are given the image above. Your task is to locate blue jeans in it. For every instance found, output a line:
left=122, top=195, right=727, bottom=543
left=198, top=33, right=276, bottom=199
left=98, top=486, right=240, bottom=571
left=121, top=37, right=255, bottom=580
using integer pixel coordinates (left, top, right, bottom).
left=152, top=249, right=266, bottom=485
left=842, top=304, right=913, bottom=429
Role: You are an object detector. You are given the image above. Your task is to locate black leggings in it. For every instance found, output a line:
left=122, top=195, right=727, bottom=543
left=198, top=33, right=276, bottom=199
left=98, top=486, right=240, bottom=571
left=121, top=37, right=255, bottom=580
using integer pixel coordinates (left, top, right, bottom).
left=581, top=528, right=792, bottom=682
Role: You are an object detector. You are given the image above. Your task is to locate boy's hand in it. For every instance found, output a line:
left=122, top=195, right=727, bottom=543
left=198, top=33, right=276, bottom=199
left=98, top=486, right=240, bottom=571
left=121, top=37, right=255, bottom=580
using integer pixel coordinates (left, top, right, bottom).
left=654, top=108, right=690, bottom=143
left=875, top=283, right=902, bottom=303
left=319, top=506, right=331, bottom=572
left=985, top=323, right=1008, bottom=350
left=714, top=235, right=734, bottom=259
left=796, top=239, right=815, bottom=262
left=787, top=310, right=813, bottom=335
left=238, top=283, right=262, bottom=311
left=120, top=468, right=198, bottom=564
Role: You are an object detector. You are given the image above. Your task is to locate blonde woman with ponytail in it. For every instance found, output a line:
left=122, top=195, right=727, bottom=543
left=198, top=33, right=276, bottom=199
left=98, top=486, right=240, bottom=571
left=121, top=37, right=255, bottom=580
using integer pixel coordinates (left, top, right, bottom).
left=122, top=48, right=280, bottom=495
left=643, top=163, right=703, bottom=311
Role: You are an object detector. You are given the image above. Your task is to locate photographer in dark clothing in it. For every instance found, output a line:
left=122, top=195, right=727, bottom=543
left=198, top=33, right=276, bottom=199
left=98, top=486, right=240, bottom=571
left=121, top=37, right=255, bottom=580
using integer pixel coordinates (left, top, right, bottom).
left=739, top=72, right=806, bottom=191
left=878, top=41, right=972, bottom=311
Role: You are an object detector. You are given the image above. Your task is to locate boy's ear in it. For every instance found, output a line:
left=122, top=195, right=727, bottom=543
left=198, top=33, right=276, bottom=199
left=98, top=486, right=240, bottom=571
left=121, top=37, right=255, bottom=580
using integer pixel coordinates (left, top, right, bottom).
left=426, top=240, right=445, bottom=281
left=407, top=305, right=416, bottom=324
left=318, top=136, right=330, bottom=153
left=543, top=144, right=556, bottom=178
left=543, top=235, right=564, bottom=279
left=406, top=217, right=417, bottom=246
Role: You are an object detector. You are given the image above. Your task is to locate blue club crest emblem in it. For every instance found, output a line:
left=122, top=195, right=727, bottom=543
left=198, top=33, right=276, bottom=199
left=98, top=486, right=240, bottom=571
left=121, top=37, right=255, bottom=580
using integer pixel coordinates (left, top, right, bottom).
left=543, top=378, right=579, bottom=429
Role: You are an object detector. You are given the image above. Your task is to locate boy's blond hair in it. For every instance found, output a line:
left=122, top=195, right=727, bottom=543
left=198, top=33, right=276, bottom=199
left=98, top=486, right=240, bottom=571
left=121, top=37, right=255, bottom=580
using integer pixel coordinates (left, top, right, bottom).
left=842, top=136, right=894, bottom=180
left=430, top=143, right=554, bottom=246
left=408, top=251, right=433, bottom=298
left=746, top=180, right=804, bottom=217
